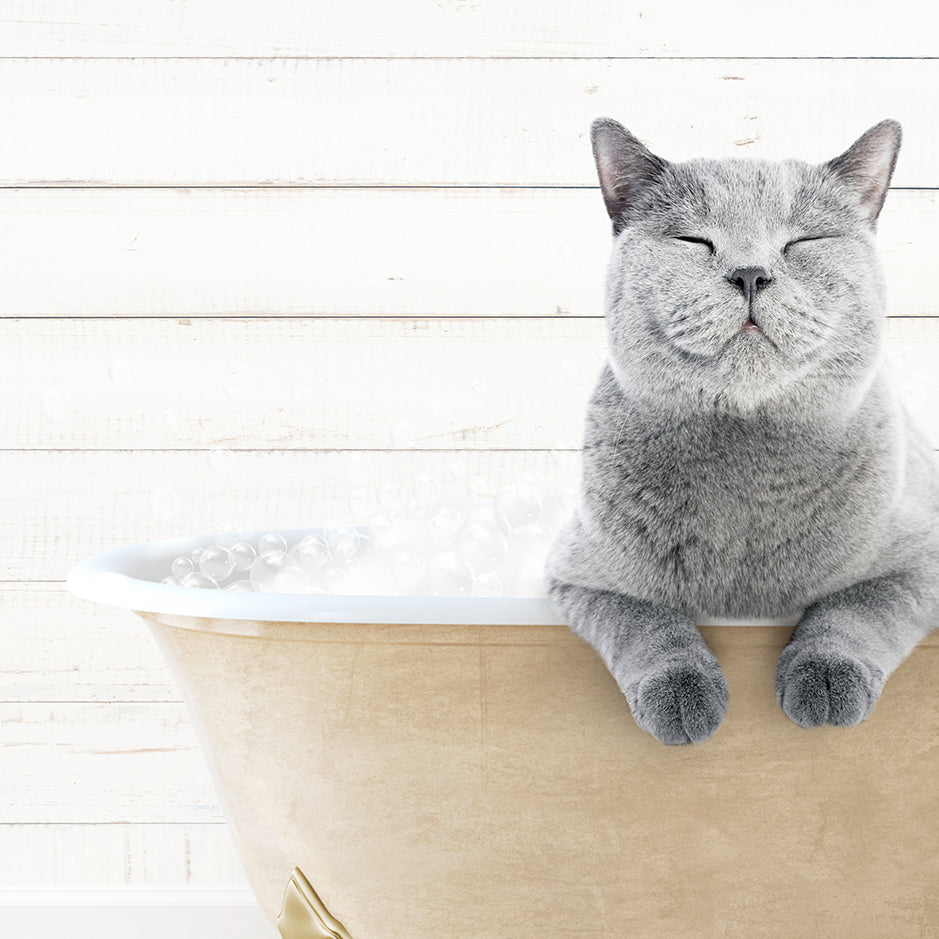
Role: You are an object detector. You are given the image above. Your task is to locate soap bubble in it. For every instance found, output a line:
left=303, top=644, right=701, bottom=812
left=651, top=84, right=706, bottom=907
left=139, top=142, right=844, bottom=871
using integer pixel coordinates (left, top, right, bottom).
left=502, top=525, right=555, bottom=597
left=392, top=512, right=428, bottom=550
left=376, top=481, right=405, bottom=515
left=258, top=532, right=288, bottom=555
left=494, top=482, right=542, bottom=531
left=425, top=551, right=474, bottom=597
left=325, top=520, right=360, bottom=559
left=161, top=575, right=182, bottom=586
left=367, top=519, right=400, bottom=552
left=430, top=504, right=463, bottom=548
left=225, top=579, right=255, bottom=592
left=338, top=556, right=383, bottom=595
left=250, top=550, right=290, bottom=592
left=273, top=564, right=310, bottom=593
left=107, top=358, right=135, bottom=386
left=472, top=573, right=504, bottom=598
left=158, top=483, right=576, bottom=597
left=171, top=555, right=195, bottom=578
left=391, top=550, right=423, bottom=589
left=456, top=521, right=508, bottom=576
left=199, top=545, right=234, bottom=580
left=322, top=566, right=349, bottom=594
left=506, top=560, right=546, bottom=597
left=347, top=487, right=378, bottom=519
left=288, top=533, right=331, bottom=574
left=513, top=522, right=556, bottom=557
left=230, top=541, right=257, bottom=572
left=182, top=571, right=219, bottom=589
left=214, top=523, right=250, bottom=549
left=540, top=485, right=578, bottom=530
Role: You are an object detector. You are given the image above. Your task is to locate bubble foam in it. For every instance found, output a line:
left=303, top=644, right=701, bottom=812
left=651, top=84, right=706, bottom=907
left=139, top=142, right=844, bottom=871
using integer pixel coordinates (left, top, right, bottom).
left=163, top=481, right=577, bottom=598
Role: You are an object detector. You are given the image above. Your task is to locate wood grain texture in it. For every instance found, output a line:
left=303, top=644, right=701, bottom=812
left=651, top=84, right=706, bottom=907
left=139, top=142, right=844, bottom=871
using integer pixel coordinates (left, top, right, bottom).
left=8, top=317, right=604, bottom=449
left=5, top=316, right=937, bottom=451
left=0, top=702, right=222, bottom=824
left=0, top=823, right=247, bottom=885
left=0, top=188, right=934, bottom=318
left=0, top=584, right=177, bottom=703
left=0, top=0, right=933, bottom=57
left=0, top=58, right=937, bottom=187
left=1, top=15, right=936, bottom=904
left=1, top=449, right=581, bottom=580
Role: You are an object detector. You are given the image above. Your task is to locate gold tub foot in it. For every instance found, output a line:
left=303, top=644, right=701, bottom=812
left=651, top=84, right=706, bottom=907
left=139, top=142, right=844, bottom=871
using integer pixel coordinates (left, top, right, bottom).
left=277, top=867, right=354, bottom=939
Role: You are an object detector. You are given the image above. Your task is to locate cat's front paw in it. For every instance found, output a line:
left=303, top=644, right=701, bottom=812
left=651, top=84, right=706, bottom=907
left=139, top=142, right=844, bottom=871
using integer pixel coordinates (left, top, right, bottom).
left=628, top=658, right=729, bottom=746
left=775, top=643, right=885, bottom=728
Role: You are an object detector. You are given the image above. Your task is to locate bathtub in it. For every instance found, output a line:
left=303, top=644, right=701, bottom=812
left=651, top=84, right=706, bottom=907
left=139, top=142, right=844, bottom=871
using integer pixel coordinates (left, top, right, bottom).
left=69, top=530, right=938, bottom=938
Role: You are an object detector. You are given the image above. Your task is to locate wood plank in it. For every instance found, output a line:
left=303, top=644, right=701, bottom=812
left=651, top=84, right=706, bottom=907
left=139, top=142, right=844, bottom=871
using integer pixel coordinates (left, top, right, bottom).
left=0, top=188, right=934, bottom=318
left=0, top=703, right=223, bottom=824
left=0, top=584, right=177, bottom=703
left=0, top=449, right=582, bottom=581
left=0, top=823, right=248, bottom=886
left=0, top=0, right=932, bottom=57
left=0, top=58, right=937, bottom=187
left=4, top=315, right=938, bottom=452
left=5, top=317, right=604, bottom=449
left=0, top=898, right=277, bottom=939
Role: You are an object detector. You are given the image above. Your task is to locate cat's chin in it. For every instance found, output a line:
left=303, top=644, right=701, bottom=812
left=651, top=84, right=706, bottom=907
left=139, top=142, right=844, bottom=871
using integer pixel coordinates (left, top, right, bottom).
left=705, top=332, right=789, bottom=406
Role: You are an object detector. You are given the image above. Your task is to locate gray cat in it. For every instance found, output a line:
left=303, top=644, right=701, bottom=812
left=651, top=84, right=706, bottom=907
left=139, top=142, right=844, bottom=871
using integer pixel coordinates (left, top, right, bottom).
left=545, top=118, right=939, bottom=745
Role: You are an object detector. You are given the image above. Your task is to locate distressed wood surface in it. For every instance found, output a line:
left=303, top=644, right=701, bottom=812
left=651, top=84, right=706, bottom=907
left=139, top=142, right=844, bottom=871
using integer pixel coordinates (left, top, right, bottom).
left=5, top=316, right=937, bottom=451
left=0, top=584, right=177, bottom=703
left=0, top=0, right=933, bottom=57
left=0, top=449, right=581, bottom=580
left=0, top=702, right=222, bottom=824
left=0, top=188, right=934, bottom=318
left=0, top=823, right=247, bottom=885
left=0, top=58, right=937, bottom=187
left=2, top=15, right=937, bottom=899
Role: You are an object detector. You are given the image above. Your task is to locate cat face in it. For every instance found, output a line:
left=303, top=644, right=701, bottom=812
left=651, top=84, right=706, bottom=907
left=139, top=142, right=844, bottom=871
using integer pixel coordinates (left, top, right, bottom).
left=593, top=121, right=901, bottom=413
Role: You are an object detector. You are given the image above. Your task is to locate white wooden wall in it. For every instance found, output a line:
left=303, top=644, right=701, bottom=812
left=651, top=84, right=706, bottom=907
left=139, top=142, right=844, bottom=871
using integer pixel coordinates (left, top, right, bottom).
left=2, top=2, right=937, bottom=933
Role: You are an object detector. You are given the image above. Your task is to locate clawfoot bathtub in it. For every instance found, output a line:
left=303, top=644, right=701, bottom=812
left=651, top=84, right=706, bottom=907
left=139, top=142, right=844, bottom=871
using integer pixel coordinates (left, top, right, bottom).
left=69, top=530, right=938, bottom=938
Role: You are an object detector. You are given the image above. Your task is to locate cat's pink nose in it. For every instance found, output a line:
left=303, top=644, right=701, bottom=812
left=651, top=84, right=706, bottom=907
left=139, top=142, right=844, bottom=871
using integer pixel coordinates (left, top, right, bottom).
left=727, top=267, right=772, bottom=303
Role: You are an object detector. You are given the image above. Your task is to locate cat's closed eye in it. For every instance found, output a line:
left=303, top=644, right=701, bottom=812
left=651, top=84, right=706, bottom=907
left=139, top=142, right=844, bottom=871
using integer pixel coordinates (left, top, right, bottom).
left=783, top=234, right=843, bottom=255
left=673, top=235, right=715, bottom=253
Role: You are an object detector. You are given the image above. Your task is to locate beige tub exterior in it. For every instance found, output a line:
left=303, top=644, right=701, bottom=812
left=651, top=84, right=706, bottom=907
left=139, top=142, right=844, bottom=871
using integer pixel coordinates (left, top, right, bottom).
left=137, top=610, right=938, bottom=938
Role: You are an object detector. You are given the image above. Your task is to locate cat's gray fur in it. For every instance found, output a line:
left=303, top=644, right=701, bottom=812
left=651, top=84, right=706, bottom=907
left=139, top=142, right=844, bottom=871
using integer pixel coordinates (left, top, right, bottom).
left=545, top=119, right=939, bottom=745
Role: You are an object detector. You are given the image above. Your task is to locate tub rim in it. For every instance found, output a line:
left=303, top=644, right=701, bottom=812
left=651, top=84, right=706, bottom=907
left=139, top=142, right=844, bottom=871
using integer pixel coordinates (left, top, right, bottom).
left=67, top=528, right=565, bottom=626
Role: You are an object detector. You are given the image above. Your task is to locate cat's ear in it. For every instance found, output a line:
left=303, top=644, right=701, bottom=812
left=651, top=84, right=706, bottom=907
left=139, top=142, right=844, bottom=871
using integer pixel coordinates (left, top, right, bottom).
left=825, top=120, right=902, bottom=225
left=591, top=118, right=668, bottom=235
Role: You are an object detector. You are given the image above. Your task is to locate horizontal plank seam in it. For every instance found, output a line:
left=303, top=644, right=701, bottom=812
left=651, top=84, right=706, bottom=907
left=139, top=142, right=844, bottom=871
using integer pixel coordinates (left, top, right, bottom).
left=0, top=448, right=583, bottom=454
left=0, top=55, right=936, bottom=62
left=0, top=821, right=228, bottom=826
left=0, top=185, right=931, bottom=193
left=0, top=447, right=934, bottom=454
left=2, top=314, right=936, bottom=321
